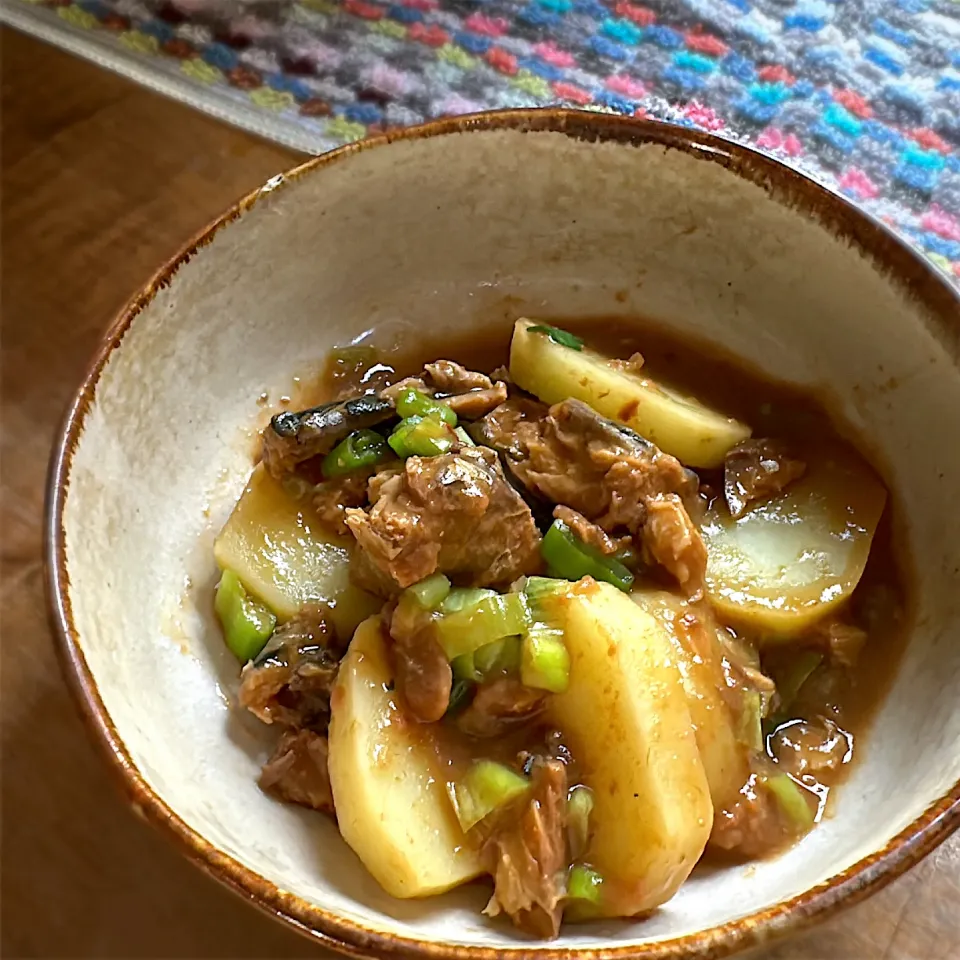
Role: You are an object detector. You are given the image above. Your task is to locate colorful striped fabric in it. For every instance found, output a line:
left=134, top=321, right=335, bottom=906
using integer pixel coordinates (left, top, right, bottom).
left=5, top=0, right=960, bottom=284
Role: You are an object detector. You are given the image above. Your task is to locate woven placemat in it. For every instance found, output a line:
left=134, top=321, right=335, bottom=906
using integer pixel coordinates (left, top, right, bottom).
left=4, top=0, right=959, bottom=284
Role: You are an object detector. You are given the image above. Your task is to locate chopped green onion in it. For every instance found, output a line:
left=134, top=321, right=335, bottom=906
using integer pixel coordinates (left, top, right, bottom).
left=527, top=324, right=584, bottom=351
left=766, top=773, right=816, bottom=829
left=739, top=691, right=764, bottom=752
left=523, top=577, right=569, bottom=602
left=322, top=429, right=391, bottom=479
left=474, top=635, right=522, bottom=676
left=404, top=572, right=451, bottom=610
left=435, top=593, right=531, bottom=661
left=541, top=520, right=635, bottom=592
left=454, top=637, right=521, bottom=681
left=773, top=650, right=823, bottom=715
left=523, top=577, right=569, bottom=630
left=440, top=587, right=497, bottom=615
left=521, top=625, right=571, bottom=693
left=388, top=415, right=456, bottom=458
left=566, top=864, right=603, bottom=904
left=472, top=642, right=500, bottom=676
left=395, top=387, right=457, bottom=426
left=388, top=415, right=457, bottom=459
left=214, top=570, right=276, bottom=662
left=452, top=651, right=480, bottom=682
left=454, top=426, right=475, bottom=446
left=567, top=785, right=594, bottom=860
left=446, top=679, right=475, bottom=715
left=452, top=761, right=529, bottom=831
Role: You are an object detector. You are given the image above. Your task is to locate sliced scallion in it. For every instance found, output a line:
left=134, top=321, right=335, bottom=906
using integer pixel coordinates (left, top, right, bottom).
left=541, top=520, right=634, bottom=592
left=527, top=324, right=584, bottom=351
left=435, top=593, right=531, bottom=661
left=766, top=773, right=816, bottom=829
left=214, top=570, right=276, bottom=662
left=395, top=387, right=457, bottom=426
left=451, top=760, right=529, bottom=831
left=322, top=429, right=391, bottom=479
left=388, top=415, right=457, bottom=458
left=521, top=625, right=571, bottom=693
left=566, top=864, right=603, bottom=904
left=404, top=572, right=451, bottom=610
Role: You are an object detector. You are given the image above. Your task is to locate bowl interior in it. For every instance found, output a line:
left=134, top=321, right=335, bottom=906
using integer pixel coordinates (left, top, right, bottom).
left=59, top=120, right=960, bottom=953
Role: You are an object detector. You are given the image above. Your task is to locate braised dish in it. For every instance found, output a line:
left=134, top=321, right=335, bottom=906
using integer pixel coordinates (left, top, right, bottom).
left=212, top=319, right=903, bottom=938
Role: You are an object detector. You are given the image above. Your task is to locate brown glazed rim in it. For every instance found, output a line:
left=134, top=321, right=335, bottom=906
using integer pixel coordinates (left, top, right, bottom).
left=47, top=109, right=960, bottom=960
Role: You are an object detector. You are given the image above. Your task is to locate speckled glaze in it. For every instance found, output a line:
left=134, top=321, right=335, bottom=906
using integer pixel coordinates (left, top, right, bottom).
left=48, top=110, right=960, bottom=959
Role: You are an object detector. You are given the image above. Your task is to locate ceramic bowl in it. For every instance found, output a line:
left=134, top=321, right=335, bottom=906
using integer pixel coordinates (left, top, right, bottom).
left=48, top=110, right=960, bottom=959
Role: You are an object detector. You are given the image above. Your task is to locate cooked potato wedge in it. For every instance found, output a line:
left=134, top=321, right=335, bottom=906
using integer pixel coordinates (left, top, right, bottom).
left=328, top=617, right=483, bottom=898
left=631, top=590, right=749, bottom=810
left=213, top=464, right=380, bottom=638
left=545, top=580, right=712, bottom=917
left=509, top=319, right=750, bottom=468
left=702, top=447, right=887, bottom=637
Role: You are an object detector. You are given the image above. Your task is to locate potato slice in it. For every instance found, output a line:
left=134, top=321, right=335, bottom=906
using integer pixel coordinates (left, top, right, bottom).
left=702, top=447, right=887, bottom=637
left=509, top=319, right=750, bottom=468
left=328, top=617, right=483, bottom=898
left=213, top=464, right=380, bottom=638
left=631, top=590, right=749, bottom=810
left=545, top=580, right=712, bottom=917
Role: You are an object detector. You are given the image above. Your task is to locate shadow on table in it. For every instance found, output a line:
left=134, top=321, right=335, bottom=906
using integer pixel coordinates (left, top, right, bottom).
left=0, top=561, right=318, bottom=959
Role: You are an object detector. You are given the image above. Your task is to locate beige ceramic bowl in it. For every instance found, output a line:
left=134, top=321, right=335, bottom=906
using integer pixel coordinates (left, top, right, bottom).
left=49, top=111, right=960, bottom=959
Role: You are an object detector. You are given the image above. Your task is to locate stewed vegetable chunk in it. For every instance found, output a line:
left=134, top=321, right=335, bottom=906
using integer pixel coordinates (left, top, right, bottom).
left=214, top=464, right=380, bottom=637
left=509, top=319, right=750, bottom=468
left=702, top=446, right=887, bottom=636
left=327, top=617, right=483, bottom=897
left=543, top=580, right=713, bottom=917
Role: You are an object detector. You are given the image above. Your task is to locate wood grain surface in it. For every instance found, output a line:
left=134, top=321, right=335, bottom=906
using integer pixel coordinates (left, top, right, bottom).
left=1, top=27, right=957, bottom=960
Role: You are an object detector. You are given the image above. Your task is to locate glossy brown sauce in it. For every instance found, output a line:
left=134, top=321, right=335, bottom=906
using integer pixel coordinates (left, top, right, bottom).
left=295, top=317, right=910, bottom=855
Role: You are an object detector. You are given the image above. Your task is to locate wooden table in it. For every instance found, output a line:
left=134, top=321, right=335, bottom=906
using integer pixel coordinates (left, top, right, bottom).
left=2, top=27, right=957, bottom=959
